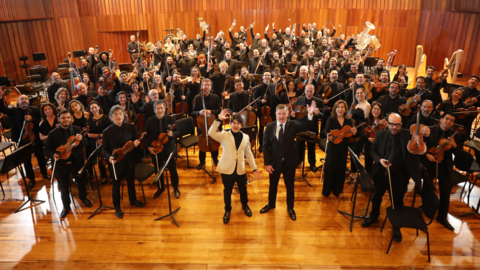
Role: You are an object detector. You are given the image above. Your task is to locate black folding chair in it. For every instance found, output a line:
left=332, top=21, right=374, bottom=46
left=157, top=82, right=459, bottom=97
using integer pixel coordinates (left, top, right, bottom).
left=176, top=117, right=198, bottom=168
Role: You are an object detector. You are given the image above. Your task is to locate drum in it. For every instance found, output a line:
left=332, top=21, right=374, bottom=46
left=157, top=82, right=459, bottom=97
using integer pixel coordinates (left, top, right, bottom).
left=368, top=35, right=381, bottom=52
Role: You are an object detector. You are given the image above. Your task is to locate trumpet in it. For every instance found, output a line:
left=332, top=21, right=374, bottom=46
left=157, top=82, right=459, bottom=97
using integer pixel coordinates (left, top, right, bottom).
left=230, top=19, right=236, bottom=29
left=197, top=18, right=209, bottom=34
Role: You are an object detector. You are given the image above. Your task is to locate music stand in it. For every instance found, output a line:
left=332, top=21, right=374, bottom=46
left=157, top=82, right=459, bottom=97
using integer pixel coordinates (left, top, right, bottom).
left=79, top=145, right=115, bottom=220
left=295, top=131, right=320, bottom=187
left=73, top=50, right=88, bottom=58
left=0, top=142, right=45, bottom=213
left=119, top=63, right=134, bottom=73
left=337, top=147, right=375, bottom=232
left=32, top=52, right=46, bottom=62
left=364, top=57, right=379, bottom=67
left=154, top=152, right=180, bottom=227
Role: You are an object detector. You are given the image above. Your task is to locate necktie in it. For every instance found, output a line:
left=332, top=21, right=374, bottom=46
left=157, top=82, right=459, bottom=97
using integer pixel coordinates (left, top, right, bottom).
left=279, top=124, right=284, bottom=143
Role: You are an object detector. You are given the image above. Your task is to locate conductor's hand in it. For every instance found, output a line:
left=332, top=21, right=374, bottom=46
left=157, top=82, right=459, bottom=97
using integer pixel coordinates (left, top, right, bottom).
left=265, top=165, right=274, bottom=174
left=380, top=159, right=391, bottom=168
left=75, top=134, right=82, bottom=141
left=218, top=109, right=229, bottom=121
left=422, top=126, right=430, bottom=137
left=134, top=139, right=140, bottom=147
left=109, top=156, right=116, bottom=164
left=253, top=170, right=262, bottom=180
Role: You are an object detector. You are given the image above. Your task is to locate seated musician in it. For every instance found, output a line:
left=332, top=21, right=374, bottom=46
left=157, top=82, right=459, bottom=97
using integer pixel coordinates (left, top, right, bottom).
left=44, top=110, right=92, bottom=218
left=47, top=72, right=71, bottom=104
left=316, top=70, right=345, bottom=132
left=373, top=59, right=390, bottom=81
left=404, top=76, right=434, bottom=114
left=228, top=79, right=253, bottom=117
left=362, top=113, right=429, bottom=243
left=407, top=99, right=438, bottom=127
left=425, top=66, right=448, bottom=106
left=208, top=110, right=261, bottom=224
left=295, top=66, right=317, bottom=93
left=192, top=79, right=221, bottom=169
left=371, top=71, right=390, bottom=102
left=102, top=105, right=145, bottom=219
left=421, top=112, right=460, bottom=231
left=295, top=84, right=324, bottom=172
left=376, top=82, right=406, bottom=116
left=248, top=49, right=268, bottom=75
left=144, top=100, right=181, bottom=199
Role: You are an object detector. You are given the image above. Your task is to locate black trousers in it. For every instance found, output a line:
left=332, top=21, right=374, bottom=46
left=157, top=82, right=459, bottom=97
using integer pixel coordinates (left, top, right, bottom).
left=21, top=139, right=48, bottom=181
left=364, top=141, right=374, bottom=174
left=221, top=171, right=248, bottom=212
left=110, top=163, right=137, bottom=209
left=268, top=161, right=296, bottom=209
left=86, top=140, right=107, bottom=178
left=151, top=153, right=179, bottom=191
left=296, top=139, right=317, bottom=167
left=370, top=170, right=409, bottom=219
left=199, top=150, right=219, bottom=164
left=422, top=161, right=451, bottom=220
left=323, top=141, right=348, bottom=196
left=54, top=160, right=87, bottom=209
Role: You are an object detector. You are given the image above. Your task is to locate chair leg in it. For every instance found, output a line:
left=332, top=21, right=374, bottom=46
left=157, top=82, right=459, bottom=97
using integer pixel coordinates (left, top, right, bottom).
left=186, top=148, right=190, bottom=168
left=426, top=231, right=430, bottom=262
left=386, top=234, right=394, bottom=254
left=140, top=181, right=146, bottom=205
left=380, top=216, right=388, bottom=232
left=121, top=178, right=124, bottom=200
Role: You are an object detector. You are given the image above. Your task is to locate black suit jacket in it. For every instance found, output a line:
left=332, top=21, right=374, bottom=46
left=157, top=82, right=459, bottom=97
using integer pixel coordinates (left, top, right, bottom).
left=133, top=100, right=155, bottom=125
left=144, top=114, right=179, bottom=156
left=296, top=96, right=324, bottom=134
left=44, top=125, right=88, bottom=171
left=370, top=129, right=422, bottom=185
left=263, top=119, right=312, bottom=171
left=101, top=123, right=138, bottom=168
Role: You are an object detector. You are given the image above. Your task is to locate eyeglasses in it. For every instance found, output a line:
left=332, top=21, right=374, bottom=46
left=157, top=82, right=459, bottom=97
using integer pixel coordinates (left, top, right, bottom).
left=388, top=86, right=399, bottom=90
left=388, top=122, right=402, bottom=128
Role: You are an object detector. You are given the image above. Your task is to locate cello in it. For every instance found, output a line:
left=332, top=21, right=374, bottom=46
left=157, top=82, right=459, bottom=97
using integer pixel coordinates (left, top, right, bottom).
left=407, top=110, right=427, bottom=155
left=175, top=84, right=189, bottom=114
left=67, top=52, right=81, bottom=96
left=197, top=89, right=220, bottom=153
left=259, top=91, right=272, bottom=127
left=238, top=88, right=259, bottom=128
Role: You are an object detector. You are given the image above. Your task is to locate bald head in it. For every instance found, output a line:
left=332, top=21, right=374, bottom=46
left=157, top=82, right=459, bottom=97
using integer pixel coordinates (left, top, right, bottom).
left=387, top=113, right=402, bottom=134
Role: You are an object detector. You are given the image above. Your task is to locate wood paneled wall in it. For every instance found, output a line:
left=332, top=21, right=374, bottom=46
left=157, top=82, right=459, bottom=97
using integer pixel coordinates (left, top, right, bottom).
left=0, top=0, right=479, bottom=83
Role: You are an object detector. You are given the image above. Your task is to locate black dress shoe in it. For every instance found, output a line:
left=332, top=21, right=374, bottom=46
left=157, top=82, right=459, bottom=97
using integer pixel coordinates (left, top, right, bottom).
left=130, top=200, right=145, bottom=208
left=174, top=189, right=181, bottom=199
left=260, top=204, right=275, bottom=214
left=393, top=228, right=402, bottom=242
left=153, top=188, right=165, bottom=199
left=213, top=160, right=218, bottom=166
left=310, top=166, right=318, bottom=173
left=361, top=217, right=378, bottom=227
left=243, top=205, right=252, bottom=217
left=258, top=147, right=263, bottom=153
left=223, top=211, right=230, bottom=224
left=436, top=217, right=455, bottom=231
left=115, top=208, right=124, bottom=219
left=60, top=208, right=70, bottom=218
left=287, top=208, right=296, bottom=221
left=82, top=199, right=92, bottom=208
left=197, top=163, right=205, bottom=170
left=42, top=173, right=51, bottom=180
left=27, top=180, right=36, bottom=191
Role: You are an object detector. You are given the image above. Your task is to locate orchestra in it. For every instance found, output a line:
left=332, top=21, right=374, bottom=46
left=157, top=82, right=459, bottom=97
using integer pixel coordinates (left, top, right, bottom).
left=9, top=19, right=480, bottom=245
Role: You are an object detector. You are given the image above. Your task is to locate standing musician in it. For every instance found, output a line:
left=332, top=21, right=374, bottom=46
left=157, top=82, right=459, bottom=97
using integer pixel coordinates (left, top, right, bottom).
left=95, top=51, right=112, bottom=79
left=102, top=105, right=145, bottom=219
left=86, top=101, right=111, bottom=185
left=74, top=82, right=94, bottom=109
left=208, top=110, right=261, bottom=224
left=166, top=72, right=185, bottom=106
left=175, top=51, right=196, bottom=76
left=372, top=59, right=390, bottom=81
left=192, top=79, right=221, bottom=169
left=78, top=57, right=97, bottom=84
left=404, top=77, right=434, bottom=114
left=144, top=100, right=181, bottom=199
left=86, top=47, right=99, bottom=66
left=47, top=72, right=71, bottom=104
left=260, top=102, right=317, bottom=221
left=94, top=85, right=117, bottom=117
left=370, top=71, right=390, bottom=102
left=268, top=51, right=285, bottom=74
left=55, top=88, right=71, bottom=111
left=44, top=110, right=92, bottom=218
left=136, top=58, right=152, bottom=83
left=239, top=67, right=255, bottom=90
left=295, top=66, right=317, bottom=93
left=161, top=56, right=177, bottom=84
left=131, top=89, right=160, bottom=126
left=192, top=31, right=206, bottom=52
left=425, top=66, right=448, bottom=106
left=361, top=113, right=429, bottom=243
left=248, top=49, right=267, bottom=75
left=316, top=70, right=345, bottom=132
left=117, top=91, right=137, bottom=124
left=253, top=71, right=278, bottom=152
left=422, top=112, right=460, bottom=231
left=127, top=35, right=140, bottom=63
left=0, top=90, right=50, bottom=189
left=295, top=84, right=324, bottom=172
left=228, top=79, right=252, bottom=116
left=362, top=102, right=387, bottom=173
left=407, top=99, right=437, bottom=127
left=344, top=73, right=364, bottom=105
left=376, top=82, right=406, bottom=116
left=206, top=61, right=231, bottom=98
left=340, top=62, right=359, bottom=86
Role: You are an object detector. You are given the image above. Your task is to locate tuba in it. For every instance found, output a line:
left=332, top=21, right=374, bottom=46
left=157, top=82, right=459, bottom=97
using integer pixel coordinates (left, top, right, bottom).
left=355, top=22, right=375, bottom=50
left=197, top=18, right=209, bottom=34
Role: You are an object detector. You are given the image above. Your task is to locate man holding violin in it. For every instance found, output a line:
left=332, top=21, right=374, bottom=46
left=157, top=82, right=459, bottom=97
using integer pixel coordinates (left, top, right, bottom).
left=144, top=100, right=181, bottom=199
left=102, top=105, right=145, bottom=219
left=371, top=71, right=390, bottom=102
left=228, top=79, right=253, bottom=117
left=44, top=110, right=92, bottom=218
left=404, top=77, right=434, bottom=114
left=421, top=112, right=460, bottom=231
left=253, top=71, right=278, bottom=153
left=316, top=69, right=345, bottom=132
left=0, top=89, right=50, bottom=190
left=407, top=99, right=438, bottom=127
left=425, top=66, right=448, bottom=106
left=362, top=113, right=429, bottom=243
left=376, top=82, right=406, bottom=116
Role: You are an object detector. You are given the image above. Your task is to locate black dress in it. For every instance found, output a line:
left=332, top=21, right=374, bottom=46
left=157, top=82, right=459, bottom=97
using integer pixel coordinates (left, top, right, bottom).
left=322, top=116, right=354, bottom=197
left=72, top=112, right=87, bottom=129
left=186, top=80, right=201, bottom=114
left=39, top=118, right=58, bottom=138
left=86, top=115, right=111, bottom=178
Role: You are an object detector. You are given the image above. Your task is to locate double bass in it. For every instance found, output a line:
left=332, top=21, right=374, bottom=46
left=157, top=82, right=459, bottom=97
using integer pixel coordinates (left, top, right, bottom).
left=175, top=84, right=189, bottom=114
left=67, top=52, right=81, bottom=96
left=197, top=90, right=220, bottom=153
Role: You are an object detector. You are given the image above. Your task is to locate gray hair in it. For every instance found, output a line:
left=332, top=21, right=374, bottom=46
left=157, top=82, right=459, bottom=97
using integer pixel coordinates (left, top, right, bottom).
left=109, top=105, right=125, bottom=119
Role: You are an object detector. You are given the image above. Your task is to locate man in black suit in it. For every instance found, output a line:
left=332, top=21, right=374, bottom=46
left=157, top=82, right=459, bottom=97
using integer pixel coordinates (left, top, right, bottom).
left=377, top=82, right=406, bottom=116
left=316, top=70, right=344, bottom=132
left=425, top=66, right=448, bottom=106
left=407, top=99, right=438, bottom=127
left=102, top=105, right=145, bottom=219
left=44, top=110, right=92, bottom=218
left=295, top=84, right=324, bottom=172
left=228, top=79, right=253, bottom=116
left=144, top=100, right=181, bottom=199
left=132, top=89, right=160, bottom=125
left=362, top=113, right=429, bottom=242
left=0, top=91, right=50, bottom=190
left=127, top=35, right=139, bottom=63
left=260, top=102, right=317, bottom=221
left=94, top=84, right=117, bottom=116
left=47, top=72, right=71, bottom=104
left=404, top=76, right=434, bottom=114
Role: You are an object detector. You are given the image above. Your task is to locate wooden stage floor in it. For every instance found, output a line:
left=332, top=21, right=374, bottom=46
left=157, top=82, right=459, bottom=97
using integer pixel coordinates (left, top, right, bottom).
left=1, top=72, right=480, bottom=269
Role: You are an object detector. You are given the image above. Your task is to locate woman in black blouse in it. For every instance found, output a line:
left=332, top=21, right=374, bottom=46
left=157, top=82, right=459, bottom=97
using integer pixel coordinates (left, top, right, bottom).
left=362, top=102, right=387, bottom=173
left=70, top=100, right=89, bottom=129
left=198, top=54, right=208, bottom=77
left=55, top=87, right=71, bottom=111
left=82, top=73, right=97, bottom=95
left=86, top=101, right=111, bottom=183
left=153, top=74, right=166, bottom=100
left=39, top=103, right=58, bottom=141
left=117, top=91, right=137, bottom=124
left=322, top=99, right=357, bottom=197
left=181, top=66, right=202, bottom=115
left=393, top=65, right=408, bottom=89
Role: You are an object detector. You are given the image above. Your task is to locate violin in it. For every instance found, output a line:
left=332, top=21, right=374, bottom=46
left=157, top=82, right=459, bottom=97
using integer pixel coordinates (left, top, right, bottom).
left=126, top=68, right=138, bottom=86
left=364, top=119, right=387, bottom=138
left=374, top=80, right=388, bottom=92
left=260, top=92, right=272, bottom=126
left=398, top=90, right=425, bottom=116
left=222, top=75, right=231, bottom=125
left=175, top=84, right=189, bottom=114
left=112, top=132, right=146, bottom=162
left=151, top=124, right=176, bottom=154
left=453, top=107, right=480, bottom=119
left=165, top=86, right=174, bottom=115
left=125, top=98, right=135, bottom=124
left=297, top=76, right=310, bottom=90
left=427, top=131, right=458, bottom=163
left=431, top=59, right=455, bottom=83
left=275, top=79, right=286, bottom=96
left=197, top=90, right=220, bottom=153
left=103, top=58, right=117, bottom=90
left=464, top=95, right=480, bottom=107
left=322, top=85, right=332, bottom=100
left=329, top=123, right=365, bottom=144
left=407, top=110, right=427, bottom=155
left=55, top=127, right=89, bottom=160
left=96, top=138, right=108, bottom=167
left=21, top=109, right=35, bottom=142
